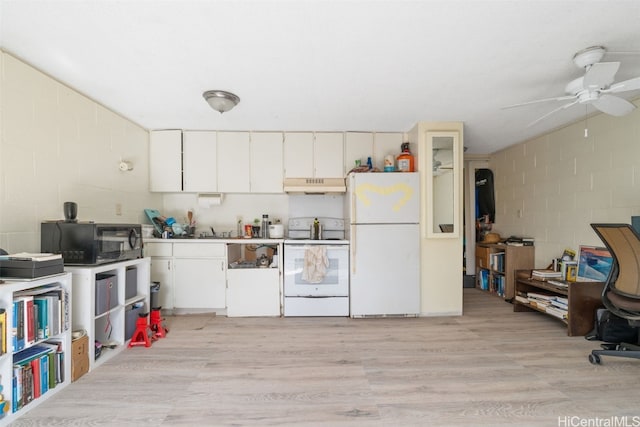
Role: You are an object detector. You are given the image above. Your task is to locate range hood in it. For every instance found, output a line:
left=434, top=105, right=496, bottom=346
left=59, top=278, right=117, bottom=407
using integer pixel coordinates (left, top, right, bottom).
left=283, top=177, right=346, bottom=194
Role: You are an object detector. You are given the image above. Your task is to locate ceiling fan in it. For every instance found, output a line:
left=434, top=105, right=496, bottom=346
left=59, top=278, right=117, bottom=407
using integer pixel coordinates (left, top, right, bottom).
left=504, top=46, right=640, bottom=127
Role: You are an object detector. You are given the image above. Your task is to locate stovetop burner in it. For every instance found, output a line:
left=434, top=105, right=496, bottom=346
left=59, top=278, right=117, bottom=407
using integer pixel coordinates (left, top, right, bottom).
left=286, top=216, right=347, bottom=243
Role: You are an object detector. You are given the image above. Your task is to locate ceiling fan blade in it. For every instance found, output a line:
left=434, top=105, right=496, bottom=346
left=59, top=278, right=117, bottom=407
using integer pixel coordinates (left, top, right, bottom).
left=584, top=62, right=620, bottom=89
left=502, top=95, right=576, bottom=109
left=591, top=94, right=636, bottom=116
left=607, top=76, right=640, bottom=93
left=527, top=100, right=579, bottom=127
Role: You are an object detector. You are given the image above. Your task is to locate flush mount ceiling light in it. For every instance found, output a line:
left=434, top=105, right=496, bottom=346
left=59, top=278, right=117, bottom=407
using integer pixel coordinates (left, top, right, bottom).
left=202, top=90, right=240, bottom=113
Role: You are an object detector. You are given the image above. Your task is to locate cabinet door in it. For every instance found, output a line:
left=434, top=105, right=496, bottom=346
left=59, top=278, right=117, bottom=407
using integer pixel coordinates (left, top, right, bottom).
left=314, top=132, right=344, bottom=178
left=227, top=269, right=280, bottom=316
left=149, top=257, right=174, bottom=310
left=149, top=130, right=182, bottom=192
left=250, top=132, right=283, bottom=193
left=374, top=132, right=403, bottom=171
left=345, top=132, right=373, bottom=172
left=283, top=132, right=314, bottom=178
left=173, top=258, right=226, bottom=309
left=217, top=132, right=251, bottom=193
left=183, top=131, right=217, bottom=192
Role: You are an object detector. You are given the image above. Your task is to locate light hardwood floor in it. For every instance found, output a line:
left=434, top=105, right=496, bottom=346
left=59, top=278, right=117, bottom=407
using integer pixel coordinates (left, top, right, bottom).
left=12, top=288, right=640, bottom=426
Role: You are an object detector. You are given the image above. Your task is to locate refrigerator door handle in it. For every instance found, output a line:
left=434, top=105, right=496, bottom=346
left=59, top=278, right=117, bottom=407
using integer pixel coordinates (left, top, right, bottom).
left=351, top=226, right=356, bottom=274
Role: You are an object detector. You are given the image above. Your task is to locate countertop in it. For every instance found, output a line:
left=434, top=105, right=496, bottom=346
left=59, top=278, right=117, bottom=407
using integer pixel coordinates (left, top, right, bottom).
left=143, top=237, right=284, bottom=244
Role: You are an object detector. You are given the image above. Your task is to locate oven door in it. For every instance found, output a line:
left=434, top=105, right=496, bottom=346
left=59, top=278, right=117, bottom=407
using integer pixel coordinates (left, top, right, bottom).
left=284, top=244, right=349, bottom=297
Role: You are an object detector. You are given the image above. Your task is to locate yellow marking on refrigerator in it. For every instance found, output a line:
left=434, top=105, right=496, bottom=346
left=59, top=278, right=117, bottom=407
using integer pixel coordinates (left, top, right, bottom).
left=355, top=183, right=413, bottom=211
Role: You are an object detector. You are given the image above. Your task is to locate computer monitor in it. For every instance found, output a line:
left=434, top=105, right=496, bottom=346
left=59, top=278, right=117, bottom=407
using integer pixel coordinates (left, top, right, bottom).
left=577, top=245, right=613, bottom=282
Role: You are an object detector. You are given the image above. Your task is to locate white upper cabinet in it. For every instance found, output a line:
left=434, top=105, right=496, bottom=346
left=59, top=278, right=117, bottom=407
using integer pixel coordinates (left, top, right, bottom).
left=284, top=132, right=344, bottom=178
left=283, top=132, right=314, bottom=178
left=314, top=132, right=344, bottom=178
left=182, top=131, right=217, bottom=192
left=149, top=130, right=182, bottom=192
left=217, top=131, right=251, bottom=193
left=374, top=132, right=403, bottom=171
left=250, top=132, right=283, bottom=193
left=345, top=132, right=373, bottom=172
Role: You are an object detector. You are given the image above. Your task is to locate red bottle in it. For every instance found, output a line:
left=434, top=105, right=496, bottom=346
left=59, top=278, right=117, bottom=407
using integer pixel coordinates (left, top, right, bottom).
left=397, top=142, right=415, bottom=172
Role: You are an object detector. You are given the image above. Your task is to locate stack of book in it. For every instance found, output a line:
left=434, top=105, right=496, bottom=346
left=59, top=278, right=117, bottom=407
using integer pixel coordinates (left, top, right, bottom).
left=506, top=236, right=534, bottom=246
left=516, top=292, right=568, bottom=319
left=531, top=269, right=563, bottom=281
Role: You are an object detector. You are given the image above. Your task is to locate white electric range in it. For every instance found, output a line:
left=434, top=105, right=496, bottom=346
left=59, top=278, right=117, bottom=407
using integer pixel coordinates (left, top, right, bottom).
left=283, top=217, right=349, bottom=316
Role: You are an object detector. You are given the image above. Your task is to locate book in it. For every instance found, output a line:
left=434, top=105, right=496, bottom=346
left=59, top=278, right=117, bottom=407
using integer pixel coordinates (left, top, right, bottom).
left=0, top=308, right=6, bottom=355
left=531, top=269, right=563, bottom=281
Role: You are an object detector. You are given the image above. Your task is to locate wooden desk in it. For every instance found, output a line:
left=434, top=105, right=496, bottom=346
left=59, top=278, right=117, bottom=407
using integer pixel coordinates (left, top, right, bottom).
left=514, top=270, right=604, bottom=336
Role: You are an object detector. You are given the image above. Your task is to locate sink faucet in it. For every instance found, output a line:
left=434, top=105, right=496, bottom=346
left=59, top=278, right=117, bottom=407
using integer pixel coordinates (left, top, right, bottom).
left=210, top=226, right=216, bottom=237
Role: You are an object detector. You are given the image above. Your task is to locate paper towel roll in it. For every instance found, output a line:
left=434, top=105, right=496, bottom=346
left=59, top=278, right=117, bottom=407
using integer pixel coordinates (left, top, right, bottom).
left=197, top=193, right=224, bottom=208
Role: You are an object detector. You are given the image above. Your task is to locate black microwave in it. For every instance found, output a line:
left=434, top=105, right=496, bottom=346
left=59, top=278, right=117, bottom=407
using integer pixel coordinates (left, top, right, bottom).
left=41, top=222, right=142, bottom=265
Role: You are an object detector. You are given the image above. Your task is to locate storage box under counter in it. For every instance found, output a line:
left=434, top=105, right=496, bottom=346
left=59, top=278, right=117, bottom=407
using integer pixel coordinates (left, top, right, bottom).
left=95, top=273, right=118, bottom=315
left=71, top=334, right=89, bottom=382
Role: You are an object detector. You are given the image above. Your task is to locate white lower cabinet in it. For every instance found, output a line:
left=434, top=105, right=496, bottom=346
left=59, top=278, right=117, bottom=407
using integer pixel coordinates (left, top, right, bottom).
left=146, top=241, right=226, bottom=313
left=173, top=257, right=226, bottom=311
left=149, top=257, right=174, bottom=310
left=226, top=269, right=280, bottom=317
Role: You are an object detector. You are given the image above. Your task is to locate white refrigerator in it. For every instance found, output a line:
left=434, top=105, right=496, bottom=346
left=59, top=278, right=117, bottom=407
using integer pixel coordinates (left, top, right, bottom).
left=346, top=172, right=420, bottom=317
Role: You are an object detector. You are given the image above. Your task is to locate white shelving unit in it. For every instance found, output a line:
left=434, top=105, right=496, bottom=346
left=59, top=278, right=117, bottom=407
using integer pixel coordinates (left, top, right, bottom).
left=0, top=272, right=72, bottom=426
left=66, top=258, right=150, bottom=371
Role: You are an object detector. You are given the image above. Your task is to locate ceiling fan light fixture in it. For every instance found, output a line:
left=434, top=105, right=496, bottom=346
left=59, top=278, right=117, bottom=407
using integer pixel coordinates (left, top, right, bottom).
left=572, top=46, right=606, bottom=69
left=203, top=90, right=240, bottom=113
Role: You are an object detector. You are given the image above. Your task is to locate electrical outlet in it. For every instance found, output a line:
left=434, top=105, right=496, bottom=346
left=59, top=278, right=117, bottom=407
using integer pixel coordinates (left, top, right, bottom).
left=116, top=203, right=122, bottom=216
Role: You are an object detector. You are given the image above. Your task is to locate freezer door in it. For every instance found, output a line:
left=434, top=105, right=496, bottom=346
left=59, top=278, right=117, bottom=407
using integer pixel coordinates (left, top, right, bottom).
left=350, top=223, right=420, bottom=316
left=348, top=172, right=419, bottom=224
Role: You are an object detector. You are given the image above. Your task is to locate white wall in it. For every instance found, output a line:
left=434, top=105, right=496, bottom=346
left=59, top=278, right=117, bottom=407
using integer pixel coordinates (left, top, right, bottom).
left=489, top=99, right=640, bottom=269
left=0, top=51, right=161, bottom=253
left=160, top=192, right=344, bottom=237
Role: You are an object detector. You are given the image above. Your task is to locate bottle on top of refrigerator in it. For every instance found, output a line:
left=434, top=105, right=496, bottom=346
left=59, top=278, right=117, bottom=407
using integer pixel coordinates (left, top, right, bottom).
left=397, top=142, right=415, bottom=172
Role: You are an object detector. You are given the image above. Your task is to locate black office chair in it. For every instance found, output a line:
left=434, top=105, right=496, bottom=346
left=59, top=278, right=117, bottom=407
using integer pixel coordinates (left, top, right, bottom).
left=588, top=223, right=640, bottom=364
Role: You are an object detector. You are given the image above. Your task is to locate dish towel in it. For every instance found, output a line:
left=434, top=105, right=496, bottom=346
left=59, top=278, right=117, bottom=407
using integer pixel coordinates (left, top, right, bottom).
left=302, top=246, right=329, bottom=283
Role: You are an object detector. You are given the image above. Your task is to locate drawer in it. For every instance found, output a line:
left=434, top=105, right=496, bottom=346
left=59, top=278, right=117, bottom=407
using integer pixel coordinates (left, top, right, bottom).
left=476, top=246, right=490, bottom=269
left=173, top=242, right=225, bottom=258
left=144, top=242, right=173, bottom=257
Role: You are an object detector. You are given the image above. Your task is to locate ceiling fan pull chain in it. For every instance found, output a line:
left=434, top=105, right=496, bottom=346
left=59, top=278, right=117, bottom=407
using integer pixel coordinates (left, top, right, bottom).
left=584, top=105, right=589, bottom=138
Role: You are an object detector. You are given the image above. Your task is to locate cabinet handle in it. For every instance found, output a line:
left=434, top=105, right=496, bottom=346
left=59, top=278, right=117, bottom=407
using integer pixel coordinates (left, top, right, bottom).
left=168, top=260, right=171, bottom=270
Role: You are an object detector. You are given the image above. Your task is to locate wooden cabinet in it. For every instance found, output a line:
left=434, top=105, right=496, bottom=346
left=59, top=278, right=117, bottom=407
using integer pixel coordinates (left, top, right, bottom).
left=373, top=132, right=403, bottom=171
left=149, top=130, right=182, bottom=192
left=0, top=273, right=72, bottom=425
left=146, top=241, right=174, bottom=311
left=475, top=243, right=534, bottom=300
left=345, top=132, right=373, bottom=171
left=284, top=132, right=344, bottom=178
left=226, top=241, right=282, bottom=317
left=67, top=258, right=150, bottom=371
left=513, top=270, right=604, bottom=336
left=217, top=131, right=251, bottom=193
left=314, top=132, right=344, bottom=177
left=250, top=132, right=283, bottom=193
left=157, top=242, right=226, bottom=313
left=182, top=131, right=218, bottom=192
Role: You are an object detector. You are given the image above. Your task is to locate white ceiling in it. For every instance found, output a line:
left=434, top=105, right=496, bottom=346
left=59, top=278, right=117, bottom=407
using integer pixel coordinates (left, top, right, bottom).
left=2, top=0, right=640, bottom=154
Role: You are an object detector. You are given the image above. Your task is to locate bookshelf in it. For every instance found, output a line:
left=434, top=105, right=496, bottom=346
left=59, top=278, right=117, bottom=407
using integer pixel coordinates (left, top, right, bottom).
left=513, top=270, right=604, bottom=336
left=65, top=258, right=150, bottom=372
left=0, top=272, right=72, bottom=426
left=475, top=243, right=534, bottom=300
